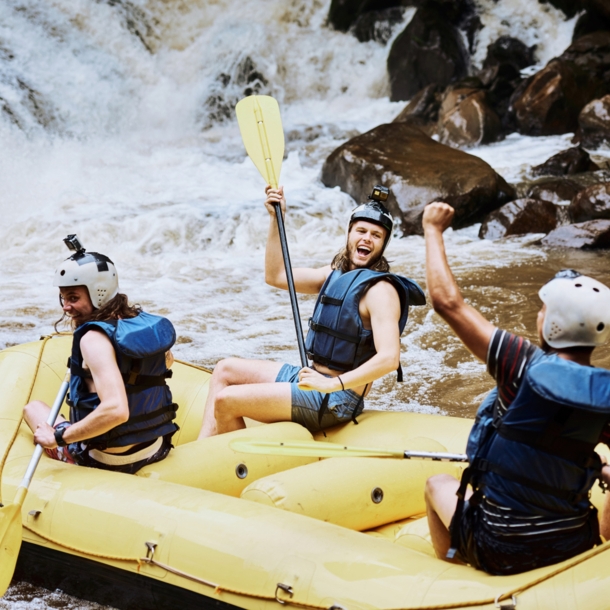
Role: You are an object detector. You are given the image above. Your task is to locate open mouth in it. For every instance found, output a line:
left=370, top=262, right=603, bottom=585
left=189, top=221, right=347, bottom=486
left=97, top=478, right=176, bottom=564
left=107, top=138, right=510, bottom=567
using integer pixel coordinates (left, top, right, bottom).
left=357, top=246, right=371, bottom=257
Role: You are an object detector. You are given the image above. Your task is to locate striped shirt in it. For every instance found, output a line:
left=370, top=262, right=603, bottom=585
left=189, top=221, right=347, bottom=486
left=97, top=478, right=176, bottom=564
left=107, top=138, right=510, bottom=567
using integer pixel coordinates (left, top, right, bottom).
left=486, top=329, right=541, bottom=418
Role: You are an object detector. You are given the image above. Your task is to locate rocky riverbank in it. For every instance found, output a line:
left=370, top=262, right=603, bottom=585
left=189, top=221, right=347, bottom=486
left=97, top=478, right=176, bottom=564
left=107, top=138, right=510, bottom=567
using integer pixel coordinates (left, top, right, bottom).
left=323, top=0, right=610, bottom=248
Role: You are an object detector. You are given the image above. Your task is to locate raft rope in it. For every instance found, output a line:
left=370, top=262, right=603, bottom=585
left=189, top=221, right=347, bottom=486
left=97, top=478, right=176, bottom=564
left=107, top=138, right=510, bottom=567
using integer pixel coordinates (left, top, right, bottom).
left=21, top=515, right=610, bottom=610
left=0, top=334, right=53, bottom=505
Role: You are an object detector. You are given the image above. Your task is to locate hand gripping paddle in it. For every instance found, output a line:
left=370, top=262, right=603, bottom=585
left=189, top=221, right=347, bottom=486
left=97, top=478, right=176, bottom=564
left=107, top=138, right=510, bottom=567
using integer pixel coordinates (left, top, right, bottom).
left=235, top=95, right=307, bottom=367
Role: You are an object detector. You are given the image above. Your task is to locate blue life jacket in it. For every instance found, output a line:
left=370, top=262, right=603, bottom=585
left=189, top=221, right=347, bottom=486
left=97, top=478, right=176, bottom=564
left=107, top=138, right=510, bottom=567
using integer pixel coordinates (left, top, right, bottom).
left=304, top=269, right=425, bottom=374
left=68, top=311, right=179, bottom=450
left=468, top=353, right=610, bottom=516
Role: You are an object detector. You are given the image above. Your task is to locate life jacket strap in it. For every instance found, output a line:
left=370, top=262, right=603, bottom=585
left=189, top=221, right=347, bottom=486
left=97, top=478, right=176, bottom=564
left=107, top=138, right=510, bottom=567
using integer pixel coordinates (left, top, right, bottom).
left=308, top=320, right=360, bottom=344
left=446, top=466, right=472, bottom=559
left=124, top=369, right=173, bottom=394
left=89, top=403, right=179, bottom=448
left=320, top=295, right=343, bottom=306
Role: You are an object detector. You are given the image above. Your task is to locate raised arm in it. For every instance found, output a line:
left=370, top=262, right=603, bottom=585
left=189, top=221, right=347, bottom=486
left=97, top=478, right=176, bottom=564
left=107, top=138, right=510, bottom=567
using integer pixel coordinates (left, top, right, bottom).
left=264, top=185, right=330, bottom=295
left=423, top=202, right=496, bottom=363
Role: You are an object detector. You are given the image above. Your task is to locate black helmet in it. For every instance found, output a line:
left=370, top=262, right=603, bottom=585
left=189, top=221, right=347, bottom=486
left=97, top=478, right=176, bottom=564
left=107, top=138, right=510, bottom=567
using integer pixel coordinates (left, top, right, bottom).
left=348, top=185, right=394, bottom=253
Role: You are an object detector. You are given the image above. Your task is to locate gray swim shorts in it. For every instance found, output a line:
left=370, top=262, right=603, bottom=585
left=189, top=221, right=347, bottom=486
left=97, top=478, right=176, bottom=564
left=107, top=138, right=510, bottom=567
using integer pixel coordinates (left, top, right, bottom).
left=275, top=363, right=365, bottom=432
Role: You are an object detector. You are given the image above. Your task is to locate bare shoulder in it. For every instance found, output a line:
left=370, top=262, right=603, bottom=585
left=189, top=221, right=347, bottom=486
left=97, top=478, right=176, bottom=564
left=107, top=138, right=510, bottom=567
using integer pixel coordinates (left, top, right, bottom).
left=80, top=329, right=115, bottom=363
left=361, top=279, right=400, bottom=311
left=366, top=278, right=401, bottom=300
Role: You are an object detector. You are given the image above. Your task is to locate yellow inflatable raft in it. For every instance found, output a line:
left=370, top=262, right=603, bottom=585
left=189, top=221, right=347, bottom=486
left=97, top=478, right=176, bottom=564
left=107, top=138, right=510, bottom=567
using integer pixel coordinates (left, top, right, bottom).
left=1, top=335, right=609, bottom=610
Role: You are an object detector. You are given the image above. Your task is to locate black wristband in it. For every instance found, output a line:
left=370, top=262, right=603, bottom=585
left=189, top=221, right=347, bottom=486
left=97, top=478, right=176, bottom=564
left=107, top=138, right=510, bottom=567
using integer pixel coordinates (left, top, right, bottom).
left=54, top=425, right=68, bottom=447
left=337, top=376, right=345, bottom=391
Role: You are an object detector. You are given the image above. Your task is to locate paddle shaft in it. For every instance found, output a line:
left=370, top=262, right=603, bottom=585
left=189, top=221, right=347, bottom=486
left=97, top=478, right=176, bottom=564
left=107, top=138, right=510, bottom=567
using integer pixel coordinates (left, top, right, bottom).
left=404, top=450, right=467, bottom=462
left=19, top=369, right=70, bottom=493
left=230, top=438, right=467, bottom=462
left=273, top=204, right=307, bottom=367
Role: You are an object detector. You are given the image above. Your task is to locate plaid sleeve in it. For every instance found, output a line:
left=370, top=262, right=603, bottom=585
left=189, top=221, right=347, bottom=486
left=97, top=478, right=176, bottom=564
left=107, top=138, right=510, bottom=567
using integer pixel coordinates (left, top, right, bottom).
left=487, top=329, right=540, bottom=416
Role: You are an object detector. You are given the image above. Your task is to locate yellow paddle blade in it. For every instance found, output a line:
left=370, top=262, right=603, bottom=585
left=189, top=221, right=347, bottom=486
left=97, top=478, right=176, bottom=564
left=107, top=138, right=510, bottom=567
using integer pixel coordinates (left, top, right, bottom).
left=0, top=502, right=24, bottom=596
left=230, top=438, right=404, bottom=459
left=235, top=95, right=284, bottom=189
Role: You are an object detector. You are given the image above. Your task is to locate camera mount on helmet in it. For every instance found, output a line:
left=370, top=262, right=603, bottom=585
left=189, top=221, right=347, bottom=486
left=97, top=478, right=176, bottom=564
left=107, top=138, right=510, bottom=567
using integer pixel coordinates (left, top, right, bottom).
left=53, top=235, right=119, bottom=309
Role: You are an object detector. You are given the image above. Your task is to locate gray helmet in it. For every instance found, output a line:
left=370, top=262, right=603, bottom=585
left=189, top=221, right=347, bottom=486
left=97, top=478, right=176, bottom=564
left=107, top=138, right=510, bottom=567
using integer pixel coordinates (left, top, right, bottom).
left=539, top=269, right=610, bottom=348
left=53, top=235, right=119, bottom=309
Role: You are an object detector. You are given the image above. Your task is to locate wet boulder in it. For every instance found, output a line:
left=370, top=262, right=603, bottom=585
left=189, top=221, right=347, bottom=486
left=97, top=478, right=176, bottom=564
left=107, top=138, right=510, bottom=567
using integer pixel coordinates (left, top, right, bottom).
left=387, top=5, right=469, bottom=101
left=482, top=36, right=536, bottom=72
left=578, top=95, right=610, bottom=147
left=573, top=0, right=610, bottom=40
left=541, top=219, right=610, bottom=248
left=352, top=7, right=407, bottom=44
left=568, top=183, right=610, bottom=222
left=393, top=83, right=443, bottom=134
left=321, top=123, right=515, bottom=235
left=532, top=146, right=600, bottom=177
left=437, top=86, right=502, bottom=147
left=526, top=177, right=583, bottom=204
left=540, top=0, right=580, bottom=19
left=328, top=0, right=413, bottom=33
left=479, top=198, right=558, bottom=240
left=509, top=32, right=610, bottom=136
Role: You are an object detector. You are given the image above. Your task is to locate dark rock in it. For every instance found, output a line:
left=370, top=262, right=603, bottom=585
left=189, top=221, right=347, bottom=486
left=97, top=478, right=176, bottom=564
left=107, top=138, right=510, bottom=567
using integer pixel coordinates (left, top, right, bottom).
left=568, top=183, right=610, bottom=222
left=539, top=0, right=581, bottom=19
left=483, top=36, right=536, bottom=72
left=352, top=7, right=406, bottom=43
left=479, top=198, right=558, bottom=239
left=478, top=63, right=523, bottom=129
left=578, top=94, right=610, bottom=147
left=387, top=6, right=469, bottom=101
left=393, top=83, right=443, bottom=131
left=541, top=219, right=610, bottom=248
left=573, top=0, right=610, bottom=40
left=532, top=146, right=600, bottom=176
left=203, top=56, right=269, bottom=125
left=438, top=87, right=502, bottom=147
left=509, top=32, right=610, bottom=136
left=321, top=123, right=515, bottom=235
left=328, top=0, right=413, bottom=33
left=526, top=177, right=583, bottom=203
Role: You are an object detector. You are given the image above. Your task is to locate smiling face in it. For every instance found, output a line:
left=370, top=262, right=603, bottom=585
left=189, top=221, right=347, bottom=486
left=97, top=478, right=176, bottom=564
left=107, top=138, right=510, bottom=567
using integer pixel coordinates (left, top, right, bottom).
left=59, top=285, right=95, bottom=327
left=346, top=220, right=388, bottom=270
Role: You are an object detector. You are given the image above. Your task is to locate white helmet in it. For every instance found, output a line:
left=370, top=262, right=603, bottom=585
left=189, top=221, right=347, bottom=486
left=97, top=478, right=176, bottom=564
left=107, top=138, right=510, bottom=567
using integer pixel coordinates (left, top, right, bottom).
left=539, top=270, right=610, bottom=349
left=53, top=235, right=119, bottom=309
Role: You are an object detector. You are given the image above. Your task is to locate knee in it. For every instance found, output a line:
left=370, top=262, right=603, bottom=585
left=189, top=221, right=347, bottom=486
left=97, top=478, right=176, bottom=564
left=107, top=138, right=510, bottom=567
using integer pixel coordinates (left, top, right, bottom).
left=425, top=474, right=455, bottom=504
left=212, top=358, right=242, bottom=385
left=214, top=388, right=236, bottom=420
left=23, top=400, right=46, bottom=420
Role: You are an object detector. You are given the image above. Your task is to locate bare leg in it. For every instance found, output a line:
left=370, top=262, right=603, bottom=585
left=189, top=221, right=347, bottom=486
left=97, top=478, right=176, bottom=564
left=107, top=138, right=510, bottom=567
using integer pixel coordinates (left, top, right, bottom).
left=425, top=474, right=470, bottom=563
left=214, top=382, right=292, bottom=434
left=23, top=400, right=67, bottom=433
left=600, top=465, right=610, bottom=540
left=199, top=358, right=284, bottom=438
